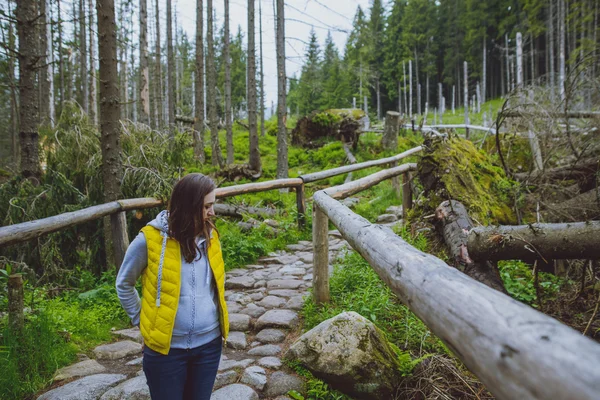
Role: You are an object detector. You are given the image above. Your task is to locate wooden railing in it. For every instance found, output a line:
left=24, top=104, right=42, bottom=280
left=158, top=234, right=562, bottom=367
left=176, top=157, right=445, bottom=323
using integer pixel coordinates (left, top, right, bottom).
left=311, top=170, right=600, bottom=400
left=0, top=146, right=422, bottom=251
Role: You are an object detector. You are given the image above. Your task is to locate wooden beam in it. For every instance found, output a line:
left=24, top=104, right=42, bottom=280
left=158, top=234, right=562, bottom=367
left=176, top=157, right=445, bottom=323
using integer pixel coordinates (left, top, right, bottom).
left=467, top=221, right=600, bottom=261
left=8, top=274, right=24, bottom=334
left=0, top=198, right=162, bottom=248
left=402, top=172, right=412, bottom=220
left=295, top=184, right=306, bottom=229
left=215, top=178, right=303, bottom=198
left=300, top=146, right=422, bottom=183
left=323, top=163, right=417, bottom=200
left=312, top=205, right=329, bottom=304
left=313, top=190, right=600, bottom=400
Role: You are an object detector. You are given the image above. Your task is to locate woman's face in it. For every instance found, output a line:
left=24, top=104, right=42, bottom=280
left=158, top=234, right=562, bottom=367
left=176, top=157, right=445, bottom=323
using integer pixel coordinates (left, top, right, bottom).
left=203, top=190, right=216, bottom=221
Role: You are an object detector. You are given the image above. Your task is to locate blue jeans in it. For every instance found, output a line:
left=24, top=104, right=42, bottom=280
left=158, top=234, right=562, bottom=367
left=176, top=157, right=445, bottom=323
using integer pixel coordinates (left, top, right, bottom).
left=143, top=336, right=223, bottom=400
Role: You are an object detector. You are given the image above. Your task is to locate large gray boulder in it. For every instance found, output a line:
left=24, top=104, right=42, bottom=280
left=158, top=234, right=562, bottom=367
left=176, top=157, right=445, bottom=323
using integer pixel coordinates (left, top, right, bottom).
left=37, top=374, right=127, bottom=400
left=100, top=376, right=150, bottom=399
left=54, top=359, right=107, bottom=381
left=285, top=311, right=409, bottom=400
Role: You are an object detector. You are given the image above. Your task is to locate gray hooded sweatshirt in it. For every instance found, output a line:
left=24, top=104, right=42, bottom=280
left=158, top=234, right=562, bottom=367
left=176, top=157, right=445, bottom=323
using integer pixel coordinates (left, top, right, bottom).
left=116, top=210, right=221, bottom=350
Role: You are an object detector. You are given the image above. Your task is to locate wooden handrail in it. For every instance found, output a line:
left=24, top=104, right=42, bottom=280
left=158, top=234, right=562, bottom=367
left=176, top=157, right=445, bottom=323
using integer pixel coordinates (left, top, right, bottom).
left=300, top=146, right=422, bottom=183
left=312, top=190, right=600, bottom=400
left=1, top=146, right=423, bottom=248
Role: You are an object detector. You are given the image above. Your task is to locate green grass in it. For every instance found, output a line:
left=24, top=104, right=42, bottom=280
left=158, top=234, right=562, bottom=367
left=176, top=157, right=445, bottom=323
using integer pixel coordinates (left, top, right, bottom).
left=434, top=98, right=505, bottom=126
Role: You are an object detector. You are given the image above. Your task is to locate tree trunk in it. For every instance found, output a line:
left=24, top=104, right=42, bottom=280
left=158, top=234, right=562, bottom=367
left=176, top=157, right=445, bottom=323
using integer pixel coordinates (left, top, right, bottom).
left=467, top=221, right=600, bottom=262
left=276, top=0, right=287, bottom=179
left=80, top=0, right=88, bottom=113
left=8, top=3, right=18, bottom=167
left=40, top=0, right=54, bottom=127
left=225, top=0, right=233, bottom=164
left=154, top=0, right=163, bottom=128
left=559, top=0, right=566, bottom=100
left=57, top=0, right=65, bottom=106
left=402, top=61, right=407, bottom=116
left=118, top=2, right=128, bottom=120
left=88, top=0, right=97, bottom=125
left=194, top=0, right=205, bottom=162
left=549, top=0, right=555, bottom=99
left=435, top=200, right=506, bottom=292
left=408, top=60, right=413, bottom=116
left=139, top=0, right=150, bottom=125
left=482, top=35, right=486, bottom=103
left=16, top=0, right=41, bottom=180
left=248, top=0, right=261, bottom=172
left=207, top=0, right=223, bottom=166
left=464, top=61, right=469, bottom=138
left=97, top=0, right=128, bottom=267
left=166, top=0, right=175, bottom=128
left=259, top=0, right=265, bottom=138
left=382, top=111, right=400, bottom=150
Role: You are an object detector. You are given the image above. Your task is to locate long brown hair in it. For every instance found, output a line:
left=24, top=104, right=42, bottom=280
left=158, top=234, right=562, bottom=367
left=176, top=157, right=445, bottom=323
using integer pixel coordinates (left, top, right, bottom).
left=168, top=173, right=216, bottom=263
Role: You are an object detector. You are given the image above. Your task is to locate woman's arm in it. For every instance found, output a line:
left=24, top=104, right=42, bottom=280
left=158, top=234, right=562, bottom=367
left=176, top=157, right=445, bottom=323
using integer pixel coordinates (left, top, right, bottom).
left=115, top=232, right=148, bottom=326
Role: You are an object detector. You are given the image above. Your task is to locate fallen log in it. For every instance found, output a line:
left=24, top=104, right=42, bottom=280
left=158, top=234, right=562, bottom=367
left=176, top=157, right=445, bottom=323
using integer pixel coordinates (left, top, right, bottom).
left=467, top=221, right=600, bottom=262
left=313, top=191, right=600, bottom=400
left=514, top=158, right=599, bottom=189
left=214, top=203, right=277, bottom=218
left=542, top=187, right=600, bottom=222
left=435, top=200, right=506, bottom=292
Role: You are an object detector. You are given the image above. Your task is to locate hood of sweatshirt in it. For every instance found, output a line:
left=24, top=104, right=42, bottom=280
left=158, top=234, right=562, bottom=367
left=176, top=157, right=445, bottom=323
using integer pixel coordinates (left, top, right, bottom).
left=147, top=210, right=170, bottom=233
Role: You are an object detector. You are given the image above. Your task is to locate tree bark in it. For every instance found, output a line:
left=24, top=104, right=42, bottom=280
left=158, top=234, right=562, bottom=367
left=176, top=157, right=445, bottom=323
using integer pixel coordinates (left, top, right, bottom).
left=8, top=275, right=24, bottom=334
left=207, top=0, right=223, bottom=166
left=464, top=61, right=469, bottom=138
left=16, top=0, right=41, bottom=180
left=467, top=221, right=600, bottom=262
left=247, top=0, right=260, bottom=172
left=313, top=205, right=330, bottom=304
left=97, top=0, right=128, bottom=267
left=225, top=0, right=233, bottom=164
left=258, top=0, right=265, bottom=138
left=80, top=0, right=88, bottom=113
left=194, top=0, right=205, bottom=162
left=166, top=0, right=175, bottom=128
left=139, top=0, right=150, bottom=125
left=154, top=0, right=163, bottom=128
left=276, top=0, right=287, bottom=179
left=40, top=0, right=55, bottom=127
left=89, top=0, right=97, bottom=125
left=559, top=0, right=566, bottom=101
left=435, top=200, right=506, bottom=292
left=57, top=0, right=65, bottom=106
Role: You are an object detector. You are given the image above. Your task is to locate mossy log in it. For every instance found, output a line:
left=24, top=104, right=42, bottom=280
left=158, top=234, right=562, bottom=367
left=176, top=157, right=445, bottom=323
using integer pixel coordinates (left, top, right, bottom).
left=435, top=200, right=506, bottom=292
left=216, top=163, right=262, bottom=181
left=418, top=136, right=517, bottom=225
left=291, top=109, right=365, bottom=149
left=467, top=221, right=600, bottom=261
left=213, top=203, right=277, bottom=219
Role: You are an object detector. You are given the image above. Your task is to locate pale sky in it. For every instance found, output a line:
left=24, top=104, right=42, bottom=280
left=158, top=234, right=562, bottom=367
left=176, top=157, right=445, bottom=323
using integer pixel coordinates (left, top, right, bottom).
left=173, top=0, right=371, bottom=112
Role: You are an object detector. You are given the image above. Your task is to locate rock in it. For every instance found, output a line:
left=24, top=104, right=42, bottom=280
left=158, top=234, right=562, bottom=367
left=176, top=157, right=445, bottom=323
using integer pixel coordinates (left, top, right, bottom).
left=268, top=289, right=302, bottom=298
left=112, top=327, right=143, bottom=343
left=266, top=279, right=303, bottom=290
left=214, top=370, right=238, bottom=389
left=99, top=376, right=150, bottom=400
left=286, top=244, right=309, bottom=252
left=254, top=280, right=267, bottom=288
left=226, top=301, right=242, bottom=313
left=248, top=344, right=281, bottom=356
left=240, top=366, right=267, bottom=391
left=239, top=303, right=267, bottom=318
left=328, top=230, right=343, bottom=238
left=54, top=359, right=107, bottom=381
left=256, top=310, right=299, bottom=330
left=264, top=219, right=280, bottom=228
left=264, top=371, right=304, bottom=398
left=303, top=274, right=313, bottom=281
left=285, top=311, right=407, bottom=399
left=340, top=197, right=360, bottom=208
left=285, top=296, right=305, bottom=311
left=94, top=340, right=142, bottom=360
left=259, top=254, right=298, bottom=265
left=37, top=374, right=127, bottom=400
left=226, top=331, right=247, bottom=350
left=210, top=384, right=259, bottom=400
left=376, top=214, right=398, bottom=223
left=257, top=295, right=287, bottom=309
left=226, top=276, right=255, bottom=290
left=229, top=314, right=251, bottom=331
left=385, top=205, right=403, bottom=217
left=248, top=292, right=265, bottom=301
left=278, top=266, right=306, bottom=276
left=126, top=357, right=143, bottom=366
left=246, top=264, right=264, bottom=269
left=258, top=356, right=282, bottom=369
left=228, top=268, right=247, bottom=276
left=297, top=252, right=314, bottom=264
left=218, top=358, right=254, bottom=372
left=227, top=293, right=253, bottom=305
left=255, top=328, right=286, bottom=344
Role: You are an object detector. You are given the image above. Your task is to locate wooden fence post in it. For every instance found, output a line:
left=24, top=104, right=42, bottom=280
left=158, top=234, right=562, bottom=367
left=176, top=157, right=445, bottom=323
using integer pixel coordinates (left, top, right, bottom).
left=313, top=205, right=330, bottom=304
left=8, top=274, right=24, bottom=334
left=112, top=212, right=129, bottom=269
left=296, top=183, right=306, bottom=229
left=402, top=172, right=413, bottom=220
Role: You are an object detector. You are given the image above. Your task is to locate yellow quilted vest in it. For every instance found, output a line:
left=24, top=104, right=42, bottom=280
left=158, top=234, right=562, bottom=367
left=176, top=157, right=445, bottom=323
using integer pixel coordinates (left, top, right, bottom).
left=139, top=226, right=229, bottom=355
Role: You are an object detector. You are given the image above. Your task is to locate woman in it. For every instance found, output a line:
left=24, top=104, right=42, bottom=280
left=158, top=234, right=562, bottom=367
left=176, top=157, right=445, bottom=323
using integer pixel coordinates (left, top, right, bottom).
left=116, top=173, right=229, bottom=400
